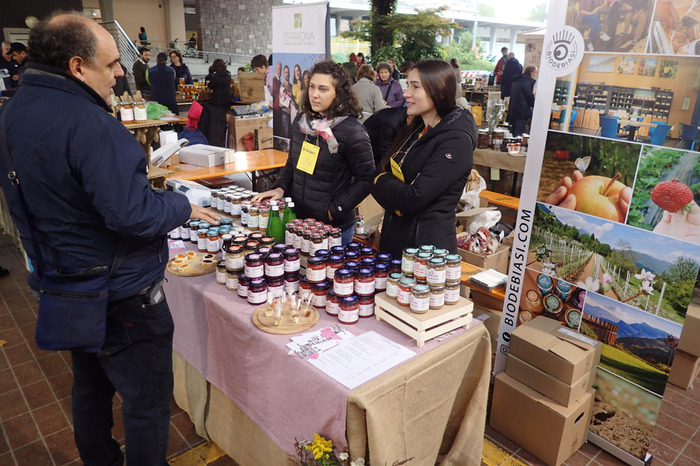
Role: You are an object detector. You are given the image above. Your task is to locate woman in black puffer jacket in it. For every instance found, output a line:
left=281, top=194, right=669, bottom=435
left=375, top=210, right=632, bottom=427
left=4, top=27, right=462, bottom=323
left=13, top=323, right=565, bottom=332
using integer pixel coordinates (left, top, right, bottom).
left=372, top=59, right=477, bottom=257
left=253, top=60, right=375, bottom=244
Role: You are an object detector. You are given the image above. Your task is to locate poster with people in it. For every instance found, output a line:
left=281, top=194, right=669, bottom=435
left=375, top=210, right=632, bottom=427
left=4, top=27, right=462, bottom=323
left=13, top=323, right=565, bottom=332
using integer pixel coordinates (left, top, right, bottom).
left=271, top=3, right=329, bottom=151
left=496, top=0, right=700, bottom=462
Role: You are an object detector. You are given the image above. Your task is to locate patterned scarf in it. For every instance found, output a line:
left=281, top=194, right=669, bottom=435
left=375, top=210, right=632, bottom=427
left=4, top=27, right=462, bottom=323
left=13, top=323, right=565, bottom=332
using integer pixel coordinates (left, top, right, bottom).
left=298, top=112, right=348, bottom=154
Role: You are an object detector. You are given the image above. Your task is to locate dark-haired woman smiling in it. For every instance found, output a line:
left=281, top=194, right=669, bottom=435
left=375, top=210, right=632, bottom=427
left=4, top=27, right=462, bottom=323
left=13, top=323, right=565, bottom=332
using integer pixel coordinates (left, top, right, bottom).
left=372, top=59, right=477, bottom=257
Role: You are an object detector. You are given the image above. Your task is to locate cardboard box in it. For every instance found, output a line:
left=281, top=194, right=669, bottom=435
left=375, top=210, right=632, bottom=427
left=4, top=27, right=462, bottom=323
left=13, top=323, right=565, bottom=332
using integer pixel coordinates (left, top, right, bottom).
left=178, top=144, right=226, bottom=167
left=490, top=372, right=593, bottom=466
left=227, top=115, right=272, bottom=151
left=457, top=242, right=510, bottom=274
left=255, top=127, right=273, bottom=150
left=506, top=353, right=591, bottom=407
left=668, top=349, right=700, bottom=390
left=509, top=316, right=602, bottom=386
left=238, top=71, right=265, bottom=103
left=678, top=302, right=700, bottom=356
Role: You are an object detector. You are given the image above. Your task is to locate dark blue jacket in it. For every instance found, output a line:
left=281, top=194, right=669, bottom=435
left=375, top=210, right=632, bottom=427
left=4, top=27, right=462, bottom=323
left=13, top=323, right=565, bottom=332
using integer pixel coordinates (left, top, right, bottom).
left=148, top=62, right=177, bottom=108
left=0, top=63, right=191, bottom=300
left=508, top=74, right=536, bottom=121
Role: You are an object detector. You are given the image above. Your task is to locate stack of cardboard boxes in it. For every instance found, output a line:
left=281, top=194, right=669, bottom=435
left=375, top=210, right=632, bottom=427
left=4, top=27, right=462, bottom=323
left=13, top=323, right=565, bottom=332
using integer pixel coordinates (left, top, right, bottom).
left=490, top=317, right=602, bottom=466
left=669, top=290, right=700, bottom=389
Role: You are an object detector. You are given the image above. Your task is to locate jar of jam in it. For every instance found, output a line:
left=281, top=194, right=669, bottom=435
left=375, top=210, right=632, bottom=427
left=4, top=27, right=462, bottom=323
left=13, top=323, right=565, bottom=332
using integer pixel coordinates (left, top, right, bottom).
left=358, top=294, right=374, bottom=318
left=374, top=263, right=389, bottom=292
left=244, top=253, right=264, bottom=279
left=518, top=309, right=534, bottom=325
left=209, top=190, right=219, bottom=209
left=231, top=195, right=242, bottom=217
left=445, top=254, right=462, bottom=282
left=284, top=248, right=301, bottom=273
left=301, top=229, right=313, bottom=255
left=299, top=276, right=312, bottom=299
left=273, top=243, right=288, bottom=254
left=537, top=274, right=553, bottom=296
left=179, top=221, right=190, bottom=240
left=397, top=276, right=416, bottom=306
left=197, top=229, right=209, bottom=252
left=169, top=226, right=181, bottom=239
left=330, top=245, right=346, bottom=256
left=310, top=232, right=324, bottom=256
left=389, top=259, right=402, bottom=275
left=221, top=234, right=233, bottom=258
left=432, top=248, right=448, bottom=259
left=207, top=231, right=221, bottom=253
left=477, top=129, right=490, bottom=149
left=360, top=247, right=375, bottom=259
left=216, top=260, right=227, bottom=285
left=293, top=225, right=304, bottom=249
left=402, top=248, right=418, bottom=276
left=524, top=289, right=544, bottom=314
left=329, top=228, right=342, bottom=248
left=237, top=273, right=248, bottom=299
left=220, top=218, right=233, bottom=228
left=445, top=281, right=460, bottom=305
left=333, top=269, right=355, bottom=297
left=419, top=244, right=435, bottom=254
left=572, top=289, right=586, bottom=309
left=556, top=279, right=573, bottom=302
left=376, top=253, right=392, bottom=265
left=315, top=249, right=330, bottom=260
left=346, top=242, right=362, bottom=252
left=338, top=296, right=359, bottom=325
left=223, top=194, right=232, bottom=214
left=410, top=284, right=430, bottom=314
left=226, top=269, right=239, bottom=291
left=344, top=261, right=360, bottom=272
left=248, top=206, right=259, bottom=230
left=413, top=252, right=432, bottom=282
left=244, top=240, right=259, bottom=254
left=344, top=250, right=360, bottom=263
left=284, top=272, right=300, bottom=294
left=258, top=206, right=270, bottom=231
left=543, top=294, right=563, bottom=317
left=386, top=272, right=402, bottom=298
left=259, top=236, right=275, bottom=247
left=360, top=257, right=376, bottom=269
left=354, top=268, right=375, bottom=296
left=265, top=252, right=285, bottom=279
left=564, top=307, right=582, bottom=328
left=306, top=256, right=327, bottom=284
left=241, top=202, right=249, bottom=226
left=326, top=254, right=344, bottom=280
left=233, top=235, right=247, bottom=247
left=312, top=281, right=331, bottom=309
left=216, top=193, right=226, bottom=211
left=189, top=221, right=200, bottom=244
left=426, top=257, right=446, bottom=287
left=268, top=276, right=284, bottom=297
left=256, top=246, right=272, bottom=257
left=325, top=290, right=339, bottom=316
left=429, top=285, right=445, bottom=309
left=247, top=277, right=268, bottom=305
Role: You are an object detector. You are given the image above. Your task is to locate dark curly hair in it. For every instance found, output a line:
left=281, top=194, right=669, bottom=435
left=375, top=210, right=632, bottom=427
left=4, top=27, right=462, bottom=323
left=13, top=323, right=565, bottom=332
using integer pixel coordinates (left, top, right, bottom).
left=300, top=60, right=361, bottom=119
left=209, top=58, right=227, bottom=74
left=28, top=11, right=98, bottom=71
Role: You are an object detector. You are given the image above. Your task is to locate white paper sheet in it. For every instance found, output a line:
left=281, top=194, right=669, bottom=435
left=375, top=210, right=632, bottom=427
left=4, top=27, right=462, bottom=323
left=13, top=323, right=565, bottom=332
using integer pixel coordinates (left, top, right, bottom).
left=308, top=331, right=416, bottom=390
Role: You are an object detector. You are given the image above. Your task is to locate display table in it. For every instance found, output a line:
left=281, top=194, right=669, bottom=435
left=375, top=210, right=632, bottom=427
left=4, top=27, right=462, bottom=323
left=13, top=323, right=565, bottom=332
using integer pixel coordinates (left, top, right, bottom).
left=473, top=148, right=526, bottom=195
left=165, top=249, right=491, bottom=465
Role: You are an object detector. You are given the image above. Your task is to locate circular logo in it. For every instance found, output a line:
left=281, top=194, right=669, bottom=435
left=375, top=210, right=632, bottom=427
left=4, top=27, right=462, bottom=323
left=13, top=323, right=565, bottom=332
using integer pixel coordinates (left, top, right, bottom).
left=544, top=26, right=584, bottom=77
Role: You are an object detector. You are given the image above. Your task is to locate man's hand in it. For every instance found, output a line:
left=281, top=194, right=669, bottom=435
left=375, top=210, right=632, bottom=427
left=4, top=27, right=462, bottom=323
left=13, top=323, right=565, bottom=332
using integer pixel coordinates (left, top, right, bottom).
left=190, top=204, right=221, bottom=225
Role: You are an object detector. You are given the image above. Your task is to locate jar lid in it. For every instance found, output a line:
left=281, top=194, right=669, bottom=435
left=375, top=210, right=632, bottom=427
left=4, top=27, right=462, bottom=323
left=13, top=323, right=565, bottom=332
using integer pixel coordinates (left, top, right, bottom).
left=413, top=284, right=429, bottom=292
left=312, top=232, right=322, bottom=239
left=284, top=271, right=300, bottom=279
left=357, top=267, right=374, bottom=277
left=256, top=246, right=271, bottom=256
left=376, top=253, right=392, bottom=262
left=329, top=254, right=344, bottom=263
left=419, top=244, right=435, bottom=252
left=221, top=233, right=232, bottom=240
left=399, top=276, right=416, bottom=285
left=315, top=249, right=330, bottom=257
left=246, top=253, right=263, bottom=262
left=330, top=246, right=346, bottom=254
left=238, top=272, right=247, bottom=282
left=433, top=248, right=448, bottom=256
left=313, top=280, right=330, bottom=290
left=429, top=257, right=446, bottom=265
left=390, top=259, right=402, bottom=267
left=346, top=242, right=362, bottom=251
left=266, top=252, right=283, bottom=262
left=220, top=218, right=233, bottom=225
left=249, top=232, right=264, bottom=239
left=207, top=231, right=218, bottom=237
left=308, top=256, right=325, bottom=266
left=284, top=247, right=299, bottom=257
left=403, top=248, right=418, bottom=255
left=345, top=261, right=360, bottom=270
left=260, top=236, right=275, bottom=244
left=340, top=295, right=358, bottom=305
left=360, top=247, right=375, bottom=255
left=248, top=277, right=266, bottom=286
left=197, top=228, right=208, bottom=234
left=430, top=284, right=445, bottom=292
left=389, top=272, right=403, bottom=280
left=374, top=263, right=390, bottom=272
left=445, top=254, right=461, bottom=262
left=360, top=257, right=376, bottom=267
left=216, top=260, right=226, bottom=268
left=335, top=268, right=354, bottom=278
left=245, top=241, right=259, bottom=249
left=327, top=289, right=336, bottom=298
left=272, top=243, right=287, bottom=253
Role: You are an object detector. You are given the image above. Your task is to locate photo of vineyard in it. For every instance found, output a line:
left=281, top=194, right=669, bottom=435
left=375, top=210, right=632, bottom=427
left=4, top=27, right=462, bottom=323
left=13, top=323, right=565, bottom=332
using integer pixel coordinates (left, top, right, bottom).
left=627, top=146, right=700, bottom=245
left=529, top=203, right=700, bottom=324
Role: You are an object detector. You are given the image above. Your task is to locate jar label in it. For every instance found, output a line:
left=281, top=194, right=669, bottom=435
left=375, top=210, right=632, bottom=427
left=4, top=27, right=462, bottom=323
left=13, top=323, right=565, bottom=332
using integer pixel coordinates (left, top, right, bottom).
left=410, top=295, right=430, bottom=312
left=284, top=280, right=299, bottom=293
left=359, top=302, right=374, bottom=317
left=285, top=231, right=294, bottom=245
left=190, top=228, right=199, bottom=241
left=354, top=280, right=375, bottom=295
left=265, top=263, right=284, bottom=277
left=217, top=198, right=225, bottom=211
left=446, top=265, right=461, bottom=281
left=231, top=203, right=242, bottom=216
left=326, top=266, right=337, bottom=280
left=241, top=211, right=247, bottom=226
left=338, top=308, right=358, bottom=322
left=299, top=287, right=312, bottom=299
left=259, top=215, right=269, bottom=230
left=293, top=234, right=302, bottom=249
left=326, top=301, right=339, bottom=315
left=312, top=293, right=327, bottom=307
left=333, top=281, right=354, bottom=296
left=248, top=215, right=259, bottom=229
left=375, top=275, right=388, bottom=290
left=237, top=285, right=248, bottom=298
left=216, top=270, right=227, bottom=284
left=328, top=237, right=342, bottom=248
left=133, top=106, right=148, bottom=121
left=386, top=281, right=398, bottom=298
left=223, top=201, right=231, bottom=213
left=306, top=267, right=326, bottom=282
left=198, top=237, right=207, bottom=251
left=119, top=106, right=134, bottom=122
left=301, top=238, right=311, bottom=254
left=401, top=258, right=414, bottom=274
left=226, top=256, right=244, bottom=270
left=445, top=287, right=460, bottom=303
left=245, top=264, right=264, bottom=278
left=284, top=258, right=300, bottom=272
left=169, top=228, right=181, bottom=239
left=269, top=283, right=284, bottom=297
left=397, top=288, right=411, bottom=305
left=247, top=289, right=267, bottom=305
left=207, top=240, right=220, bottom=253
left=225, top=277, right=239, bottom=290
left=413, top=261, right=427, bottom=279
left=430, top=292, right=445, bottom=307
left=179, top=226, right=190, bottom=239
left=427, top=268, right=446, bottom=285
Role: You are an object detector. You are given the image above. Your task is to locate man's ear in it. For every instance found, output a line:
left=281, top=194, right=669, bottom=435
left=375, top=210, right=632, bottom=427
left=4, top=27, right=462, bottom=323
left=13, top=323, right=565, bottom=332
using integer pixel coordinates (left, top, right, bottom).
left=68, top=56, right=85, bottom=82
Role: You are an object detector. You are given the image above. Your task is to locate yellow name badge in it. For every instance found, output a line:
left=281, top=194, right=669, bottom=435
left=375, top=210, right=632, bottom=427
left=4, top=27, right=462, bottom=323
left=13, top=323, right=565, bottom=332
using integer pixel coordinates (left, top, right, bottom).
left=297, top=141, right=320, bottom=175
left=390, top=158, right=405, bottom=183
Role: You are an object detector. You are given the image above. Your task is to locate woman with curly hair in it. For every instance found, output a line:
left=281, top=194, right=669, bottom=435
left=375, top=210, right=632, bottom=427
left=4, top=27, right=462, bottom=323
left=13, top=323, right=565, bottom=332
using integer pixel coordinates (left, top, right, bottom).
left=253, top=60, right=375, bottom=244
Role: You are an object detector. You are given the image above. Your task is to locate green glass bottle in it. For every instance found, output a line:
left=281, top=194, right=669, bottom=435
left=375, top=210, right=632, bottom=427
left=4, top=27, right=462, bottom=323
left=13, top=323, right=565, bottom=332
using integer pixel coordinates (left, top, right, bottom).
left=282, top=199, right=297, bottom=228
left=267, top=205, right=285, bottom=244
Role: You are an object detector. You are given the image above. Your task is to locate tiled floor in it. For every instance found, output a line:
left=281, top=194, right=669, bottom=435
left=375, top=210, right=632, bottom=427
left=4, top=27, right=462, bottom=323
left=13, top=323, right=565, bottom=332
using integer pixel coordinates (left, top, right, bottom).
left=0, top=232, right=698, bottom=465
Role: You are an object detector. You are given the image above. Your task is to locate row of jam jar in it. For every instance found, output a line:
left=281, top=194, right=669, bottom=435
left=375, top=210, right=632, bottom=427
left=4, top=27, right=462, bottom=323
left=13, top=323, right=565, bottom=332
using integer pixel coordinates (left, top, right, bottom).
left=169, top=218, right=241, bottom=253
left=209, top=186, right=255, bottom=215
left=284, top=219, right=342, bottom=255
left=400, top=245, right=463, bottom=287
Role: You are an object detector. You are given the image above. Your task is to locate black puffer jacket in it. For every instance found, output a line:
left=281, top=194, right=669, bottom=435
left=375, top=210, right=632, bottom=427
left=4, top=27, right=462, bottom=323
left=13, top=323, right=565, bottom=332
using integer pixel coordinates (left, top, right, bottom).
left=508, top=74, right=535, bottom=121
left=274, top=114, right=375, bottom=230
left=205, top=70, right=231, bottom=111
left=363, top=107, right=408, bottom=167
left=372, top=106, right=477, bottom=257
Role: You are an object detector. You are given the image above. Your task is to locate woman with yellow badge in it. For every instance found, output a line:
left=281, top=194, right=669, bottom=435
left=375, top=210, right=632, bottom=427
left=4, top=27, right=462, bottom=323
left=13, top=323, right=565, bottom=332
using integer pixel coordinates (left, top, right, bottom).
left=371, top=59, right=477, bottom=257
left=253, top=60, right=375, bottom=244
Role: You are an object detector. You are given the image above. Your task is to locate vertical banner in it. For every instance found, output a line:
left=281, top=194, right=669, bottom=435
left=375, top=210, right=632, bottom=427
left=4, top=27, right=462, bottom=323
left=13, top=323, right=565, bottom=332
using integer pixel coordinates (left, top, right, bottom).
left=495, top=0, right=700, bottom=462
left=271, top=2, right=329, bottom=151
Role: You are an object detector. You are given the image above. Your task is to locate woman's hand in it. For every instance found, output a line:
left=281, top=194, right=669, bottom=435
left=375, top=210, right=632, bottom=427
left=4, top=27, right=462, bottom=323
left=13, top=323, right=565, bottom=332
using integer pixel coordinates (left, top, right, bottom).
left=190, top=204, right=221, bottom=225
left=543, top=170, right=584, bottom=209
left=251, top=187, right=284, bottom=203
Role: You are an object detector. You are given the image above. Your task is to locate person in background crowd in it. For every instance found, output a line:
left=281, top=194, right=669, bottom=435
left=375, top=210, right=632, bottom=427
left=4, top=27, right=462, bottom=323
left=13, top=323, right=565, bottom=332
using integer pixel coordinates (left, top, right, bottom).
left=352, top=64, right=385, bottom=122
left=292, top=64, right=305, bottom=110
left=372, top=59, right=477, bottom=257
left=450, top=58, right=463, bottom=100
left=342, top=60, right=359, bottom=84
left=138, top=26, right=148, bottom=45
left=500, top=52, right=522, bottom=100
left=508, top=65, right=537, bottom=137
left=0, top=41, right=19, bottom=89
left=387, top=58, right=401, bottom=81
left=205, top=58, right=232, bottom=112
left=0, top=12, right=218, bottom=465
left=251, top=53, right=274, bottom=104
left=112, top=63, right=131, bottom=97
left=9, top=43, right=28, bottom=80
left=187, top=33, right=197, bottom=50
left=133, top=46, right=151, bottom=93
left=147, top=52, right=178, bottom=115
left=357, top=52, right=367, bottom=66
left=169, top=50, right=193, bottom=85
left=375, top=61, right=404, bottom=108
left=280, top=64, right=294, bottom=134
left=252, top=60, right=375, bottom=245
left=349, top=53, right=359, bottom=65
left=493, top=47, right=508, bottom=84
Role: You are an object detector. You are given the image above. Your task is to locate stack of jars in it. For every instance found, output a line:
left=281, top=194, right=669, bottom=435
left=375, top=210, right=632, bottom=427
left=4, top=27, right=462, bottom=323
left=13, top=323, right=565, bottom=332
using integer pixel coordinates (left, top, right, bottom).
left=169, top=218, right=238, bottom=256
left=284, top=218, right=343, bottom=256
left=208, top=185, right=255, bottom=218
left=384, top=245, right=464, bottom=314
left=297, top=243, right=399, bottom=325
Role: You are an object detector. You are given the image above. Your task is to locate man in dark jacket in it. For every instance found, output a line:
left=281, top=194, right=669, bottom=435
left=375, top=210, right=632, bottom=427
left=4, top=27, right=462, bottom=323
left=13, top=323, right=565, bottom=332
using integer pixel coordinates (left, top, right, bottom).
left=147, top=52, right=178, bottom=114
left=0, top=13, right=217, bottom=465
left=500, top=52, right=522, bottom=99
left=0, top=41, right=19, bottom=89
left=132, top=46, right=151, bottom=93
left=508, top=65, right=537, bottom=137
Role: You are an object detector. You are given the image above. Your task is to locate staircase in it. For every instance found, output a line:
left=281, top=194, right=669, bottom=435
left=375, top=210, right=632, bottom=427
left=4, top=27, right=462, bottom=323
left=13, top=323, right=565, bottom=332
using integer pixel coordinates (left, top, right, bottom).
left=100, top=20, right=139, bottom=90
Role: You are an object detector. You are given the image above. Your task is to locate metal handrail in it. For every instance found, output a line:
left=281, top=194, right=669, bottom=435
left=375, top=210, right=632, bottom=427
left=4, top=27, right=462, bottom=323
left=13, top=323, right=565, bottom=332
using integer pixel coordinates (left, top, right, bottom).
left=100, top=20, right=139, bottom=80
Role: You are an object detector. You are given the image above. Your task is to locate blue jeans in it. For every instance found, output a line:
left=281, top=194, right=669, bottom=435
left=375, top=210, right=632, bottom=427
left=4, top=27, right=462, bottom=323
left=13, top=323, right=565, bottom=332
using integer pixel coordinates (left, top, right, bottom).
left=341, top=224, right=356, bottom=246
left=71, top=292, right=174, bottom=466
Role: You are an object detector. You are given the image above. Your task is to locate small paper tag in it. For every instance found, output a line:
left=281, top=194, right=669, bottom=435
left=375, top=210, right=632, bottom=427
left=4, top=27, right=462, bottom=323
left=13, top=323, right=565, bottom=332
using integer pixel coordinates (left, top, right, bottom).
left=490, top=167, right=500, bottom=181
left=297, top=141, right=320, bottom=175
left=390, top=158, right=405, bottom=183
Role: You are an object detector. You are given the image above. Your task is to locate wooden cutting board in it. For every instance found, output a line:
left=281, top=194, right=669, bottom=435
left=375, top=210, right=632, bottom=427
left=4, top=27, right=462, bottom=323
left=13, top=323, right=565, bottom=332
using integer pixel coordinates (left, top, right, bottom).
left=167, top=251, right=218, bottom=277
left=252, top=305, right=320, bottom=335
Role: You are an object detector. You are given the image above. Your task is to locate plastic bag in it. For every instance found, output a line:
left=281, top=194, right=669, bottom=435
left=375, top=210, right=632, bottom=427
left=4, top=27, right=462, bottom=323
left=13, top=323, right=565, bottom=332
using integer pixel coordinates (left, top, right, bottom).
left=460, top=169, right=486, bottom=210
left=147, top=102, right=169, bottom=120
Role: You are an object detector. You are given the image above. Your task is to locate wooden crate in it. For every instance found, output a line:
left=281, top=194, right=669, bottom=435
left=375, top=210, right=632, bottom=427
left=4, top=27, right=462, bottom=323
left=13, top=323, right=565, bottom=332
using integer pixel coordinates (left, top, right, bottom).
left=374, top=293, right=473, bottom=347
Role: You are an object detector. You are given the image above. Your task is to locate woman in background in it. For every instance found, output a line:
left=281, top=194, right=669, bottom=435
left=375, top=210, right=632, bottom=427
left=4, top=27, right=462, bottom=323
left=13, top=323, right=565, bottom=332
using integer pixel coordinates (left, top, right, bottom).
left=372, top=59, right=477, bottom=256
left=374, top=61, right=404, bottom=108
left=253, top=60, right=375, bottom=244
left=205, top=58, right=231, bottom=111
left=353, top=64, right=385, bottom=122
left=169, top=50, right=193, bottom=85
